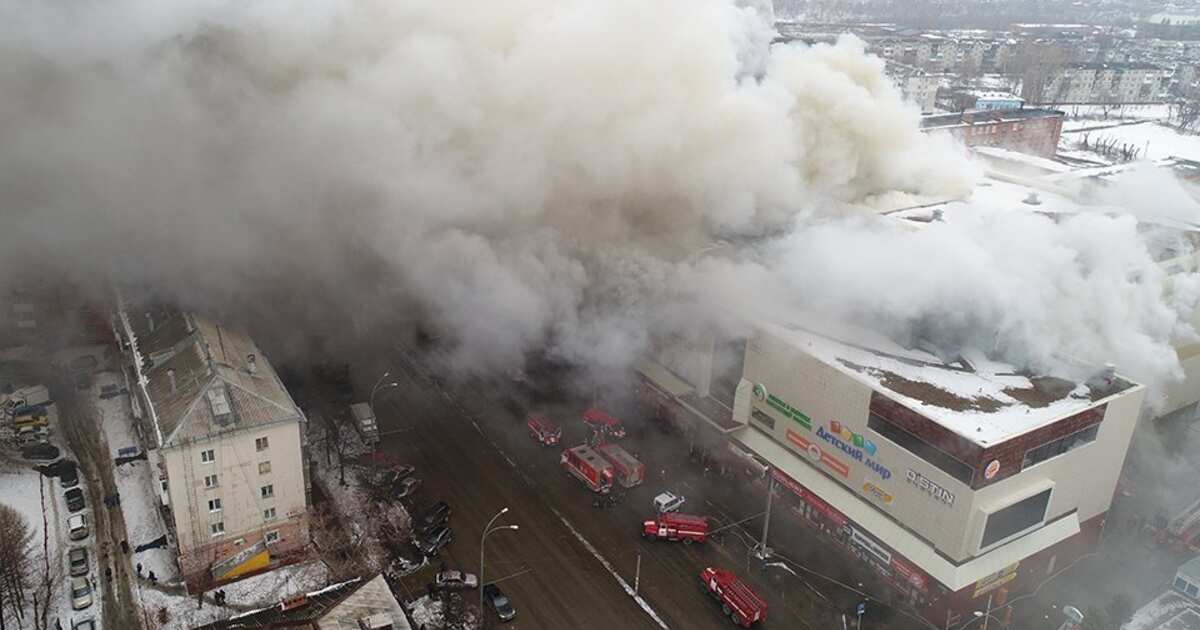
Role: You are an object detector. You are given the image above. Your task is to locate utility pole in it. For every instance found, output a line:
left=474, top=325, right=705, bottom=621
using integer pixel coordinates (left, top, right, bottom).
left=634, top=554, right=642, bottom=595
left=981, top=593, right=993, bottom=630
left=755, top=473, right=775, bottom=559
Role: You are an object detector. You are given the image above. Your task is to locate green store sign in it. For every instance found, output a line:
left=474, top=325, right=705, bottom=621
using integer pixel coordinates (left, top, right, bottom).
left=753, top=383, right=811, bottom=431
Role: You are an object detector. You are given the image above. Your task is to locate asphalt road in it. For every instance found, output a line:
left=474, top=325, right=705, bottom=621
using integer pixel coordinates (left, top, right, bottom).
left=365, top=349, right=832, bottom=630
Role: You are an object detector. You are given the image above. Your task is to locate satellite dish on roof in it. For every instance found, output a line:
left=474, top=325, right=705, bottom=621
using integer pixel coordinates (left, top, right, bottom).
left=1063, top=606, right=1084, bottom=623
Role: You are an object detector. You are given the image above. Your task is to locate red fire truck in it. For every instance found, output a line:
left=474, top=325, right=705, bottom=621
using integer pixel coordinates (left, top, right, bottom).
left=596, top=443, right=644, bottom=488
left=582, top=408, right=626, bottom=439
left=642, top=513, right=708, bottom=544
left=699, top=567, right=767, bottom=627
left=526, top=414, right=562, bottom=446
left=1150, top=496, right=1200, bottom=553
left=561, top=445, right=615, bottom=494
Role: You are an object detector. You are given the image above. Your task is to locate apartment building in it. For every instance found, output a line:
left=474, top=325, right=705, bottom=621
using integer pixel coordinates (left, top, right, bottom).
left=638, top=321, right=1144, bottom=628
left=887, top=64, right=941, bottom=114
left=116, top=299, right=310, bottom=592
left=1035, top=62, right=1170, bottom=104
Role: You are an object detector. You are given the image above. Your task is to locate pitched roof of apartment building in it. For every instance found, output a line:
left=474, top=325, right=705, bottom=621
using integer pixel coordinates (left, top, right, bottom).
left=122, top=300, right=302, bottom=449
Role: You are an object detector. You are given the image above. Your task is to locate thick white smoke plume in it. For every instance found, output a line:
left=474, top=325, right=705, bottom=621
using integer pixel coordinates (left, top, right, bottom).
left=0, top=0, right=1196, bottom=397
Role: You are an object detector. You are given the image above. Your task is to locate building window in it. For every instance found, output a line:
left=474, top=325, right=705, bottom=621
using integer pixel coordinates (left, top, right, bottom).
left=261, top=484, right=274, bottom=499
left=751, top=409, right=776, bottom=430
left=200, top=449, right=215, bottom=463
left=1176, top=576, right=1189, bottom=594
left=160, top=479, right=169, bottom=494
left=258, top=461, right=272, bottom=475
left=204, top=474, right=219, bottom=489
left=868, top=413, right=974, bottom=485
left=210, top=522, right=225, bottom=537
left=263, top=507, right=277, bottom=521
left=208, top=498, right=222, bottom=512
left=1022, top=425, right=1099, bottom=470
left=265, top=530, right=279, bottom=544
left=255, top=436, right=270, bottom=452
left=980, top=488, right=1052, bottom=549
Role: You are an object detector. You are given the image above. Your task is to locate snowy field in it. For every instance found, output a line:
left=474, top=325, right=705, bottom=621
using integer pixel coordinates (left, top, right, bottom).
left=1061, top=121, right=1200, bottom=163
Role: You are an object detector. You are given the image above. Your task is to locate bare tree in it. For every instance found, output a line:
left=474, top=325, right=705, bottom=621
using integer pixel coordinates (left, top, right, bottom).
left=0, top=503, right=35, bottom=630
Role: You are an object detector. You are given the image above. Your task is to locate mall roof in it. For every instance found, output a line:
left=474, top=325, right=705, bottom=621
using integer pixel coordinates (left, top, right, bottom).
left=758, top=320, right=1136, bottom=447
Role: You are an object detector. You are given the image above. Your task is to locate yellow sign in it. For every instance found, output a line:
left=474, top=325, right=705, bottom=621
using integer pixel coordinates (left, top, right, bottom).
left=220, top=549, right=270, bottom=580
left=973, top=562, right=1019, bottom=598
left=862, top=481, right=894, bottom=505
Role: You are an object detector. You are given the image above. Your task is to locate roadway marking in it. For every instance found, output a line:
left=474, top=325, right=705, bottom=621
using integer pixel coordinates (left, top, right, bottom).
left=550, top=507, right=670, bottom=630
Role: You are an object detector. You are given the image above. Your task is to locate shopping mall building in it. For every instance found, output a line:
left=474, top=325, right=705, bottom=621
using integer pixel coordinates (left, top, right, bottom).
left=636, top=320, right=1144, bottom=628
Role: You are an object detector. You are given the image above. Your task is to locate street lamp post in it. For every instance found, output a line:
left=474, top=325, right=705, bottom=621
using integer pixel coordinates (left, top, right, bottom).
left=480, top=508, right=519, bottom=628
left=368, top=372, right=398, bottom=471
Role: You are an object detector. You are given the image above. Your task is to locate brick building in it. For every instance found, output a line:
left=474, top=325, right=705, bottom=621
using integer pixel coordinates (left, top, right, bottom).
left=637, top=320, right=1144, bottom=629
left=115, top=295, right=311, bottom=593
left=921, top=108, right=1065, bottom=159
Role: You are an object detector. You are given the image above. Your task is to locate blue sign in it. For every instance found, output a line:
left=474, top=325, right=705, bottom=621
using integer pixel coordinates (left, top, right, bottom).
left=816, top=425, right=892, bottom=481
left=857, top=602, right=867, bottom=616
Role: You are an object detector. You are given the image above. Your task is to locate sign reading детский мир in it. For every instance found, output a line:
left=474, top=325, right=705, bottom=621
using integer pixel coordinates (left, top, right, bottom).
left=816, top=421, right=892, bottom=481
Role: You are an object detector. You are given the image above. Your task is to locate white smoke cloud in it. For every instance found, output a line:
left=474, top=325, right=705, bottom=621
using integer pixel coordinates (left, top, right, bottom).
left=0, top=0, right=1195, bottom=398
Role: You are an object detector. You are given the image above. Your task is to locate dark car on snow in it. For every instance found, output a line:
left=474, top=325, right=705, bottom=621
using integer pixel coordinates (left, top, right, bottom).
left=65, top=488, right=86, bottom=513
left=414, top=502, right=451, bottom=534
left=21, top=443, right=60, bottom=461
left=417, top=525, right=453, bottom=557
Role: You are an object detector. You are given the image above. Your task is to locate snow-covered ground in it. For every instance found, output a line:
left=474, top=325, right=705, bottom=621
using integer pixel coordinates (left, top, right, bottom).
left=93, top=370, right=179, bottom=585
left=1061, top=121, right=1200, bottom=163
left=1059, top=103, right=1174, bottom=124
left=0, top=399, right=105, bottom=630
left=134, top=558, right=330, bottom=629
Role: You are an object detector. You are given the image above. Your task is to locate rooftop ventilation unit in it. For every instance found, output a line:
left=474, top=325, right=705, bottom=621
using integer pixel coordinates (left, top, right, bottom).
left=207, top=385, right=234, bottom=426
left=1023, top=192, right=1042, bottom=205
left=280, top=594, right=308, bottom=611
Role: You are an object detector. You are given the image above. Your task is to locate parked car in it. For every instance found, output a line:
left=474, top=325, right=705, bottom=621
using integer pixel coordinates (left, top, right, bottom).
left=21, top=442, right=60, bottom=461
left=434, top=569, right=479, bottom=590
left=70, top=576, right=93, bottom=610
left=414, top=501, right=451, bottom=534
left=60, top=465, right=79, bottom=489
left=482, top=584, right=516, bottom=622
left=394, top=476, right=421, bottom=499
left=417, top=525, right=453, bottom=557
left=17, top=424, right=50, bottom=445
left=65, top=488, right=86, bottom=513
left=68, top=514, right=88, bottom=541
left=653, top=492, right=686, bottom=514
left=71, top=618, right=95, bottom=630
left=68, top=547, right=89, bottom=577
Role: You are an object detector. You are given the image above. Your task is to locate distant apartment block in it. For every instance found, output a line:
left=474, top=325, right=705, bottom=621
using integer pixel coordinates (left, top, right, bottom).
left=115, top=296, right=310, bottom=592
left=921, top=108, right=1064, bottom=159
left=1029, top=62, right=1172, bottom=105
left=887, top=64, right=941, bottom=114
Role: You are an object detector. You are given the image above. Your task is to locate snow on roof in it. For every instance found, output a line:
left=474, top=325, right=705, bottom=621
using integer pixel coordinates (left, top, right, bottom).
left=971, top=146, right=1074, bottom=174
left=1125, top=590, right=1200, bottom=630
left=1181, top=556, right=1200, bottom=583
left=759, top=320, right=1130, bottom=447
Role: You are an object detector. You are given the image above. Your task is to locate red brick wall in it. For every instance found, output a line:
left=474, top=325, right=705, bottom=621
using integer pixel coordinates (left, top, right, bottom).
left=870, top=393, right=982, bottom=463
left=945, top=113, right=1064, bottom=158
left=975, top=406, right=1105, bottom=487
left=871, top=393, right=1107, bottom=489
